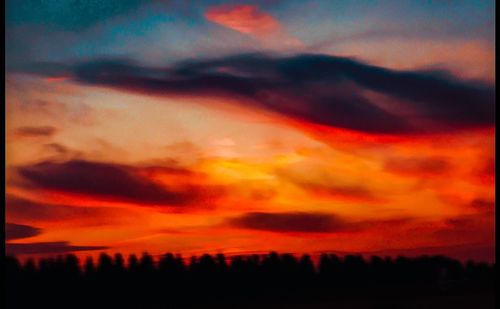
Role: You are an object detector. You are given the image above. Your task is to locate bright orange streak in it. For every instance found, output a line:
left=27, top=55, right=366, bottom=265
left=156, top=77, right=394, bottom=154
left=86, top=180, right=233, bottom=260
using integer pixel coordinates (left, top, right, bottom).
left=205, top=4, right=280, bottom=37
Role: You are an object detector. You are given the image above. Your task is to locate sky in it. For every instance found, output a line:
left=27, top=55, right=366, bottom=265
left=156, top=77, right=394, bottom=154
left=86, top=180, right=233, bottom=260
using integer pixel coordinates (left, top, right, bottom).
left=5, top=0, right=495, bottom=263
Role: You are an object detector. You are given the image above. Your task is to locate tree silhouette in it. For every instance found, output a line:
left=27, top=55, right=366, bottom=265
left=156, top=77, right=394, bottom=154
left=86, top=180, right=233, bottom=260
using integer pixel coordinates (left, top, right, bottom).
left=4, top=252, right=495, bottom=309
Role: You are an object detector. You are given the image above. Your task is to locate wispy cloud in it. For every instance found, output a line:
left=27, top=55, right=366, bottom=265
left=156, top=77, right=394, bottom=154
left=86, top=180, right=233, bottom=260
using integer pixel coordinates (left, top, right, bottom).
left=15, top=126, right=58, bottom=138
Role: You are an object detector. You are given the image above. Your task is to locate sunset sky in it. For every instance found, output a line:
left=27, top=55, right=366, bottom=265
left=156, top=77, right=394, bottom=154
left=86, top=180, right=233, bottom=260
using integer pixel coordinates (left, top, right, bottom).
left=5, top=0, right=495, bottom=262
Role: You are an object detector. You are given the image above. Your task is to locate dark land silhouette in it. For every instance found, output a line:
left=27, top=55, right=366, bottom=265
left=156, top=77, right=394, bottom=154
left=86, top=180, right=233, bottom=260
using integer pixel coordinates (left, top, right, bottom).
left=5, top=252, right=495, bottom=309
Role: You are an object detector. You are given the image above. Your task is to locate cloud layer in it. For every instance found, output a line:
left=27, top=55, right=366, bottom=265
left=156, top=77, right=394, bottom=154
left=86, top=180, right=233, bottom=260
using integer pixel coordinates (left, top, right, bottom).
left=228, top=212, right=362, bottom=233
left=6, top=242, right=108, bottom=255
left=6, top=223, right=42, bottom=241
left=384, top=156, right=452, bottom=177
left=16, top=159, right=211, bottom=206
left=6, top=194, right=119, bottom=224
left=15, top=126, right=58, bottom=138
left=228, top=211, right=414, bottom=234
left=205, top=4, right=280, bottom=38
left=20, top=53, right=493, bottom=135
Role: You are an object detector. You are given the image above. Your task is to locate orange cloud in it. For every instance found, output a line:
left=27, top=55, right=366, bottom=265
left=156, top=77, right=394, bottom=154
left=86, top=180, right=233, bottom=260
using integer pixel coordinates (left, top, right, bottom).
left=205, top=4, right=280, bottom=38
left=5, top=69, right=494, bottom=262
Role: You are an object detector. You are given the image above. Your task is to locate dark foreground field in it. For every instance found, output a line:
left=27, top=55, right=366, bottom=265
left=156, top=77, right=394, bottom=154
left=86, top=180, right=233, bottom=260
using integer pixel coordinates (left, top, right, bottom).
left=5, top=252, right=495, bottom=309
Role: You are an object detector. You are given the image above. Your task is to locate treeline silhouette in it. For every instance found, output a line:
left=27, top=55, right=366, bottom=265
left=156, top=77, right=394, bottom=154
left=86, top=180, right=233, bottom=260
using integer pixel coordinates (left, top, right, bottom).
left=5, top=252, right=495, bottom=309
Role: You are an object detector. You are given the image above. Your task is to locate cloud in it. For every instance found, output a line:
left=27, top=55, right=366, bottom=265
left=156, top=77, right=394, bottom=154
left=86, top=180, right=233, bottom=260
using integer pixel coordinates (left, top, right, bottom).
left=20, top=53, right=493, bottom=135
left=227, top=212, right=411, bottom=233
left=14, top=126, right=58, bottom=138
left=297, top=182, right=381, bottom=202
left=6, top=242, right=108, bottom=255
left=476, top=157, right=495, bottom=184
left=228, top=212, right=357, bottom=233
left=43, top=143, right=80, bottom=158
left=16, top=159, right=216, bottom=207
left=5, top=223, right=42, bottom=241
left=5, top=194, right=119, bottom=224
left=205, top=4, right=280, bottom=38
left=469, top=198, right=495, bottom=211
left=384, top=156, right=452, bottom=176
left=276, top=167, right=382, bottom=202
left=432, top=213, right=495, bottom=246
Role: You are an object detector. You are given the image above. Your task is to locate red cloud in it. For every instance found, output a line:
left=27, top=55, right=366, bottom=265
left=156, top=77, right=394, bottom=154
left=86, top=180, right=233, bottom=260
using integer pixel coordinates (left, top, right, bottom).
left=205, top=4, right=280, bottom=37
left=227, top=212, right=413, bottom=234
left=16, top=160, right=223, bottom=208
left=6, top=223, right=42, bottom=241
left=384, top=156, right=452, bottom=177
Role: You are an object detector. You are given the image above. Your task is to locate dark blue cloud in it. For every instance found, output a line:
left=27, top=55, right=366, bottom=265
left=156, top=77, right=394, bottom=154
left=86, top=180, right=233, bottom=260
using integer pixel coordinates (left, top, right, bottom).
left=27, top=53, right=494, bottom=134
